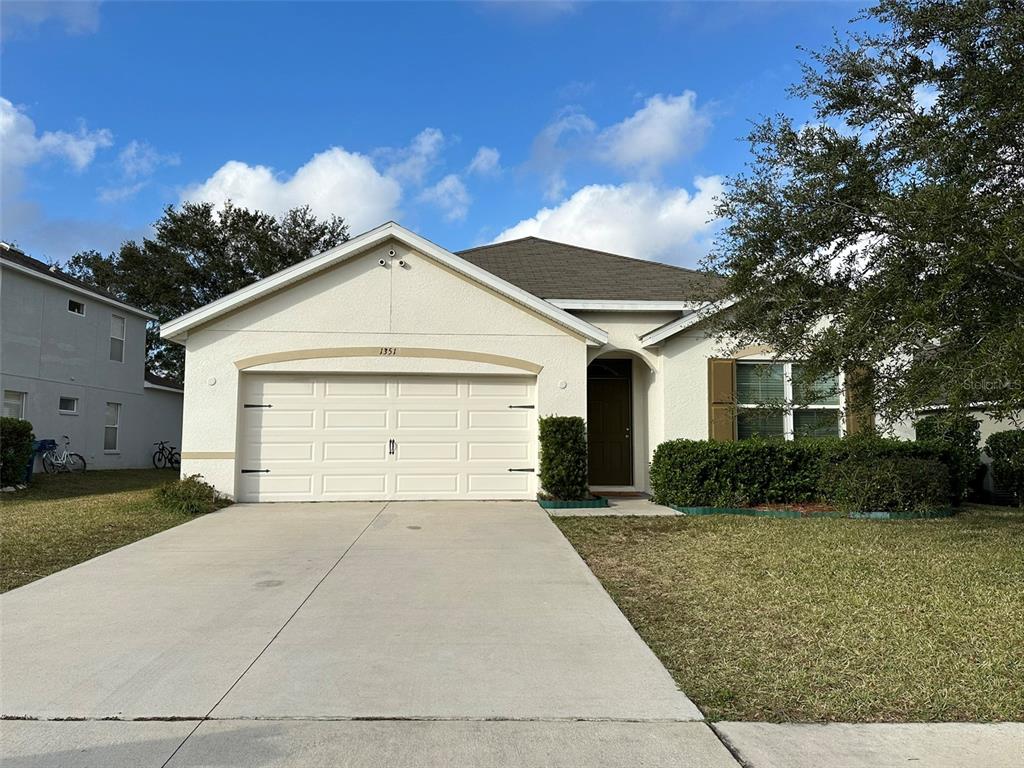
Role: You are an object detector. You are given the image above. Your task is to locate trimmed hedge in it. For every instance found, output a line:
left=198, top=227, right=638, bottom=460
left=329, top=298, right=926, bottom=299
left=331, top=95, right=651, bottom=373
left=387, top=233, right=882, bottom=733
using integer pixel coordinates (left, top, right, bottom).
left=914, top=413, right=980, bottom=503
left=538, top=415, right=589, bottom=501
left=0, top=417, right=35, bottom=486
left=650, top=434, right=956, bottom=510
left=825, top=456, right=951, bottom=515
left=985, top=430, right=1024, bottom=507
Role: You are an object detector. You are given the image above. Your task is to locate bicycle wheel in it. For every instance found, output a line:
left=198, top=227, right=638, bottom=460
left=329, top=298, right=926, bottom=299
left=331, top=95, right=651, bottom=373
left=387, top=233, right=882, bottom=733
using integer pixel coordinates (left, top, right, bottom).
left=170, top=451, right=181, bottom=470
left=42, top=454, right=57, bottom=474
left=153, top=450, right=167, bottom=469
left=66, top=453, right=87, bottom=473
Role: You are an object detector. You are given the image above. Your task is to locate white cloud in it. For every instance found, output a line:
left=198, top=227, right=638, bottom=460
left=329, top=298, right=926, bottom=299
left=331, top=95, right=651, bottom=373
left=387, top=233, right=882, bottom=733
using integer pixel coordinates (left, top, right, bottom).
left=598, top=91, right=711, bottom=174
left=419, top=174, right=470, bottom=221
left=97, top=182, right=147, bottom=204
left=118, top=140, right=179, bottom=179
left=468, top=146, right=501, bottom=176
left=1, top=1, right=102, bottom=40
left=493, top=176, right=723, bottom=264
left=912, top=84, right=939, bottom=113
left=181, top=147, right=402, bottom=232
left=381, top=128, right=445, bottom=185
left=1, top=97, right=112, bottom=172
left=530, top=108, right=597, bottom=199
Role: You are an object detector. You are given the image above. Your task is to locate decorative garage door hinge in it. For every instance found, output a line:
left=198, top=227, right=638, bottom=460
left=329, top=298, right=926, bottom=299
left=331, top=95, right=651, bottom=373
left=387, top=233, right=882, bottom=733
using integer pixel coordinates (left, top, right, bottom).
left=243, top=403, right=273, bottom=408
left=241, top=469, right=271, bottom=474
left=507, top=468, right=535, bottom=472
left=507, top=404, right=535, bottom=409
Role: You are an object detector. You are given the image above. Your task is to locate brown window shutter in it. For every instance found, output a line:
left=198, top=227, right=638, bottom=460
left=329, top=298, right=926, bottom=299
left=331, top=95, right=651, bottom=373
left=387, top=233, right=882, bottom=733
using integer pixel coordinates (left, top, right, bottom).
left=708, top=358, right=737, bottom=441
left=844, top=365, right=875, bottom=434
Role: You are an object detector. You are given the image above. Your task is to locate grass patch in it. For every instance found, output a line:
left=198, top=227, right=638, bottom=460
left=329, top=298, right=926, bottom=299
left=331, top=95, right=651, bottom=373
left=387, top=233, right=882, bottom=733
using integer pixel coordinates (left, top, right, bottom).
left=555, top=504, right=1024, bottom=722
left=0, top=469, right=212, bottom=592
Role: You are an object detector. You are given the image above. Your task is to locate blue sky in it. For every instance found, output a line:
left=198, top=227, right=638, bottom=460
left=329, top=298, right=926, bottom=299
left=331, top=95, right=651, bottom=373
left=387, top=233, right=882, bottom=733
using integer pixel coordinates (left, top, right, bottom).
left=1, top=1, right=862, bottom=268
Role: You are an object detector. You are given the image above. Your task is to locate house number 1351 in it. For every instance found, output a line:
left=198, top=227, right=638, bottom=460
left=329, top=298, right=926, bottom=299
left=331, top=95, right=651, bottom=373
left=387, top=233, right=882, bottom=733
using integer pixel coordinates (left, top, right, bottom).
left=379, top=347, right=397, bottom=356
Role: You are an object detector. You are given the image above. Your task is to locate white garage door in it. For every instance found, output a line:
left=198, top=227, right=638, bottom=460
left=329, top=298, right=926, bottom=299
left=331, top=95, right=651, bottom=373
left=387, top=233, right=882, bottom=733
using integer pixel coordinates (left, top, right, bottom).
left=238, top=374, right=536, bottom=502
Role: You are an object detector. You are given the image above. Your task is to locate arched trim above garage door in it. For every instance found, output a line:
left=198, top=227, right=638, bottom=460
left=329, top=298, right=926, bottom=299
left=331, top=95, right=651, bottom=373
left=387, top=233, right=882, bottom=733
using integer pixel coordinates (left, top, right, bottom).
left=234, top=347, right=544, bottom=375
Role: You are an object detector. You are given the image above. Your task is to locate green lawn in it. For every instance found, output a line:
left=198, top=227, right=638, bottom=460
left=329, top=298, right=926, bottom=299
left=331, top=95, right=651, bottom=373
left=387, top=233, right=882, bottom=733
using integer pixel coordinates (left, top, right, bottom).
left=555, top=504, right=1024, bottom=723
left=0, top=469, right=200, bottom=592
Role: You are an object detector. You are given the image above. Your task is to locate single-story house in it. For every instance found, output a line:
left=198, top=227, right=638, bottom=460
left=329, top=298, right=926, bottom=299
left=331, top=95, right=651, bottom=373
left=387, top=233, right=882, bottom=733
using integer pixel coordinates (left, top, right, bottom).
left=161, top=222, right=871, bottom=502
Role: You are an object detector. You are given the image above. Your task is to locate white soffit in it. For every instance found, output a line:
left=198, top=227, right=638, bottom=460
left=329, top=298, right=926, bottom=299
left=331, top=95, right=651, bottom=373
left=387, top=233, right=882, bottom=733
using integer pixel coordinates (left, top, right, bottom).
left=639, top=299, right=736, bottom=347
left=159, top=222, right=608, bottom=345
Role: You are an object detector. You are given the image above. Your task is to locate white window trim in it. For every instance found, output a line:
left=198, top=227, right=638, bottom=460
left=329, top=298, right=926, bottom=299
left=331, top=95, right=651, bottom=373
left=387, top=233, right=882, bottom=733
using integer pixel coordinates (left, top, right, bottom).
left=3, top=390, right=27, bottom=420
left=736, top=360, right=846, bottom=440
left=58, top=396, right=79, bottom=415
left=110, top=314, right=126, bottom=363
left=67, top=298, right=86, bottom=316
left=104, top=402, right=121, bottom=453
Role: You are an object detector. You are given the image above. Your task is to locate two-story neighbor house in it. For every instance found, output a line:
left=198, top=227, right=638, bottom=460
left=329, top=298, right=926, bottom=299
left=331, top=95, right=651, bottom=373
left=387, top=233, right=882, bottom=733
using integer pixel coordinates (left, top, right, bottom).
left=1, top=242, right=183, bottom=470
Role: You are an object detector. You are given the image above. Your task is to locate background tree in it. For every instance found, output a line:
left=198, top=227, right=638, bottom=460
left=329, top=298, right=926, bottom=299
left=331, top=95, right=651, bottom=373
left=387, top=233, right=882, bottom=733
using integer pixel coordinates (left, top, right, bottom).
left=705, top=0, right=1023, bottom=423
left=69, top=202, right=348, bottom=381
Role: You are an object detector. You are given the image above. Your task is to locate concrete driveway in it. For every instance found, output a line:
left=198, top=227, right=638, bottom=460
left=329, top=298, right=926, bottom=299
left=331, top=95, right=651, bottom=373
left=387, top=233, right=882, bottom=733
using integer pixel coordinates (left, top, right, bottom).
left=0, top=501, right=735, bottom=767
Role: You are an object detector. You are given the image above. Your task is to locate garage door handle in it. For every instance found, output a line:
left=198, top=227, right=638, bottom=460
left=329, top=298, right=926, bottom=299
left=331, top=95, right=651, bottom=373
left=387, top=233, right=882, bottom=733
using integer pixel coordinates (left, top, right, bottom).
left=241, top=469, right=270, bottom=474
left=507, top=404, right=535, bottom=409
left=508, top=468, right=535, bottom=472
left=388, top=439, right=396, bottom=455
left=243, top=404, right=273, bottom=409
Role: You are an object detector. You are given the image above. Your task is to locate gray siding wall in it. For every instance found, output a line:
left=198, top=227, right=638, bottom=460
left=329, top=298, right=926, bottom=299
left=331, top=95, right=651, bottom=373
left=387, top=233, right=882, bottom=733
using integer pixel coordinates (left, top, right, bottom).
left=1, top=266, right=182, bottom=470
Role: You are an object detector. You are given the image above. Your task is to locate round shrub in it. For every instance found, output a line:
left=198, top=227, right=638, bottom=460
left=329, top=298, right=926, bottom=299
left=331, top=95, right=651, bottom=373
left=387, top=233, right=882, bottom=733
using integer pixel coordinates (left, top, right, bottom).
left=538, top=415, right=589, bottom=500
left=155, top=474, right=225, bottom=515
left=823, top=456, right=951, bottom=515
left=0, top=417, right=35, bottom=487
left=985, top=430, right=1024, bottom=508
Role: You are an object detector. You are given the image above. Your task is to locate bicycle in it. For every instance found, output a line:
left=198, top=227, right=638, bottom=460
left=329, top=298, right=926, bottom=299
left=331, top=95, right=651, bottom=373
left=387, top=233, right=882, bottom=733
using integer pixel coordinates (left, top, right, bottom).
left=42, top=435, right=87, bottom=474
left=152, top=440, right=181, bottom=470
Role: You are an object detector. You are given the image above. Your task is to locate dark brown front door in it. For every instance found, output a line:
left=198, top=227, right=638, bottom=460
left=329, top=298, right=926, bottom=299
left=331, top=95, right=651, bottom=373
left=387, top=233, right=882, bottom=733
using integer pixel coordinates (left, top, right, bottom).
left=587, top=359, right=632, bottom=486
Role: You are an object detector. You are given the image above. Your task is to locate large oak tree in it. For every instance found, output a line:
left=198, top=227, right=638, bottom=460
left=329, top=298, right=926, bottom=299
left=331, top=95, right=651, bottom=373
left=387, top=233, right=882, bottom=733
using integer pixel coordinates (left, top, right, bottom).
left=706, top=0, right=1023, bottom=424
left=69, top=202, right=349, bottom=381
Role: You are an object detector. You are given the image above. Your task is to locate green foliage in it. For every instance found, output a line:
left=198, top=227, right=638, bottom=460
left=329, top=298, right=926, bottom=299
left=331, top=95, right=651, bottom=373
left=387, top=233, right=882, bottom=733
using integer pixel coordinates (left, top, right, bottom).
left=538, top=416, right=589, bottom=501
left=824, top=456, right=951, bottom=515
left=0, top=418, right=35, bottom=486
left=984, top=430, right=1024, bottom=508
left=154, top=474, right=225, bottom=515
left=915, top=413, right=981, bottom=503
left=67, top=202, right=349, bottom=381
left=650, top=438, right=830, bottom=508
left=705, top=0, right=1024, bottom=423
left=650, top=434, right=953, bottom=511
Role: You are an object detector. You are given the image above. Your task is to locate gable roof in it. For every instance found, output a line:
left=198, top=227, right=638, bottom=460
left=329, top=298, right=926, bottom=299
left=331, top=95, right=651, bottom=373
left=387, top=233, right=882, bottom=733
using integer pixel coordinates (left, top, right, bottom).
left=0, top=242, right=156, bottom=320
left=456, top=237, right=725, bottom=302
left=160, top=222, right=609, bottom=345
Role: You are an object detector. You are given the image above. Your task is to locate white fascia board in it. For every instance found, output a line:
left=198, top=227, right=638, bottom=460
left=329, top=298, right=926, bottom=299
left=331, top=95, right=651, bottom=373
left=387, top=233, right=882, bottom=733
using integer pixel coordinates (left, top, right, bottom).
left=160, top=222, right=608, bottom=346
left=548, top=299, right=702, bottom=312
left=640, top=298, right=736, bottom=347
left=0, top=259, right=157, bottom=320
left=144, top=382, right=184, bottom=393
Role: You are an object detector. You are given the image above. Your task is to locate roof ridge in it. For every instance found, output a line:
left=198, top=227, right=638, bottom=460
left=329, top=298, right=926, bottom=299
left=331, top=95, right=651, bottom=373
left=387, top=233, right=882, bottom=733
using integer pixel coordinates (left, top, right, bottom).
left=456, top=235, right=713, bottom=276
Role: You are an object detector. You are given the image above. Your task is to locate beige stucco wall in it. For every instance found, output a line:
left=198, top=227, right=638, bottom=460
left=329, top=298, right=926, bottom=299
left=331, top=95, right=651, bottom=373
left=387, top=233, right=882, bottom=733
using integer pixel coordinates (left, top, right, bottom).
left=179, top=240, right=589, bottom=498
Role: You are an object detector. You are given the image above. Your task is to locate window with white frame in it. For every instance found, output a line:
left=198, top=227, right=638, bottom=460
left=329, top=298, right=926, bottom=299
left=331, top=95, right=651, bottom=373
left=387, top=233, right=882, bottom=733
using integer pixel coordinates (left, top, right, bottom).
left=109, top=315, right=125, bottom=362
left=104, top=402, right=120, bottom=451
left=58, top=396, right=79, bottom=414
left=68, top=299, right=85, bottom=315
left=3, top=390, right=26, bottom=419
left=736, top=362, right=841, bottom=440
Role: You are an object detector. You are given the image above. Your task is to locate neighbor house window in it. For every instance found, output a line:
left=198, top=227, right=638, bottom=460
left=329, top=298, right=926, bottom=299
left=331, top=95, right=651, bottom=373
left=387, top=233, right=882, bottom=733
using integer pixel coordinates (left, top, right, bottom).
left=58, top=396, right=79, bottom=414
left=68, top=299, right=85, bottom=315
left=736, top=362, right=841, bottom=440
left=104, top=402, right=120, bottom=451
left=3, top=390, right=26, bottom=419
left=109, top=315, right=125, bottom=362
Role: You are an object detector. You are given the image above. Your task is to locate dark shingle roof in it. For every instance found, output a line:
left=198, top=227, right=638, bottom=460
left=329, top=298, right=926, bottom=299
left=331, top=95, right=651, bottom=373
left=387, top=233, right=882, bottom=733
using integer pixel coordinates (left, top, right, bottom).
left=145, top=371, right=184, bottom=391
left=0, top=242, right=148, bottom=312
left=456, top=236, right=724, bottom=302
